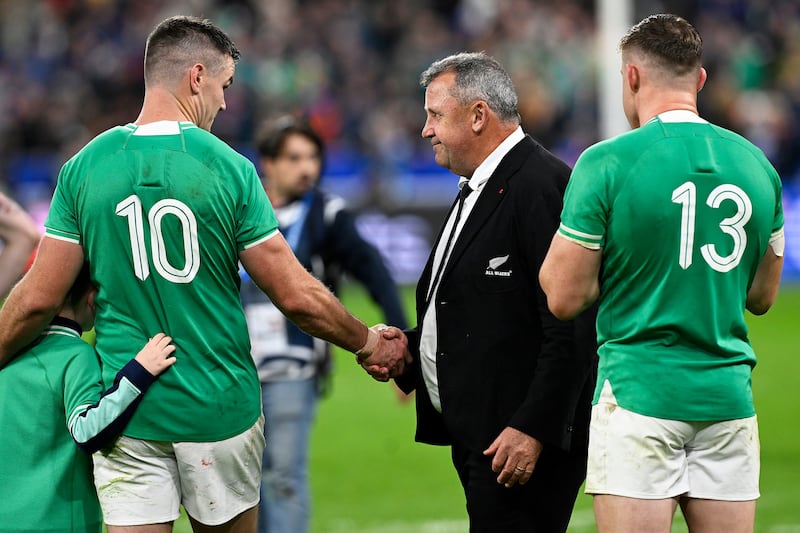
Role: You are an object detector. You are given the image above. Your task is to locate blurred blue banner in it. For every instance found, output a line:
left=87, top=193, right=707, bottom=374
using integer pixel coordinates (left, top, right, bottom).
left=781, top=184, right=800, bottom=281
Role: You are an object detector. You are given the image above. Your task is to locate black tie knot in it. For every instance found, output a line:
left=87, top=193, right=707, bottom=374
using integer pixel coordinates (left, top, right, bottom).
left=459, top=184, right=473, bottom=200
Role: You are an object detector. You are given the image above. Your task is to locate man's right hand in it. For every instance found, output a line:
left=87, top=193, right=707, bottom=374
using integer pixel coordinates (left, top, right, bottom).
left=357, top=325, right=411, bottom=381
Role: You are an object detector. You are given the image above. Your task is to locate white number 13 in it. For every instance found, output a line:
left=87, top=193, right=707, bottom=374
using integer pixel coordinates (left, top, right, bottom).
left=115, top=194, right=200, bottom=283
left=671, top=181, right=752, bottom=272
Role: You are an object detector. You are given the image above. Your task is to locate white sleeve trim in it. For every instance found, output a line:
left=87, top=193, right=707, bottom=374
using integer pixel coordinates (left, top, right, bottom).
left=769, top=227, right=784, bottom=257
left=557, top=232, right=603, bottom=251
left=243, top=229, right=280, bottom=250
left=43, top=232, right=81, bottom=245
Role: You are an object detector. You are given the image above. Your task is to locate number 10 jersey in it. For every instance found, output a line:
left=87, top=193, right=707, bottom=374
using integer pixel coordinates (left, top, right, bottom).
left=46, top=121, right=279, bottom=441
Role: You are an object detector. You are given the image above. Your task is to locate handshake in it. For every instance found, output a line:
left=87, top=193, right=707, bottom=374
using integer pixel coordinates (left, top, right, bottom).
left=354, top=324, right=412, bottom=382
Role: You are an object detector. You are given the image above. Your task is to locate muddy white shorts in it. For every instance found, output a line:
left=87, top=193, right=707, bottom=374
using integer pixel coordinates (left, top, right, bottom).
left=93, top=415, right=265, bottom=526
left=586, top=381, right=759, bottom=501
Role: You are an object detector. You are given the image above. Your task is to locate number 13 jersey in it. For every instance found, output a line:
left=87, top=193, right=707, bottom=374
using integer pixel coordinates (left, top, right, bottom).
left=559, top=110, right=784, bottom=421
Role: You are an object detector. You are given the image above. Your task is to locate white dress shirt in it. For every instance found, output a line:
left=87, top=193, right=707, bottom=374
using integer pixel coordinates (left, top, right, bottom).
left=420, top=126, right=525, bottom=412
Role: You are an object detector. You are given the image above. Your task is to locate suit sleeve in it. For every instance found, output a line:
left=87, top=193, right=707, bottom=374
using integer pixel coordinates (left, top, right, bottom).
left=508, top=153, right=597, bottom=451
left=394, top=326, right=419, bottom=394
left=65, top=355, right=158, bottom=454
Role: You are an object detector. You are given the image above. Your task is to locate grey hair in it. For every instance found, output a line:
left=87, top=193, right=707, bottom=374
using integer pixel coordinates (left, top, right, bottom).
left=420, top=52, right=519, bottom=124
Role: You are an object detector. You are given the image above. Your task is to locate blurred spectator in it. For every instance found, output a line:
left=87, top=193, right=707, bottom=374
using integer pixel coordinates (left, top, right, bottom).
left=240, top=115, right=409, bottom=533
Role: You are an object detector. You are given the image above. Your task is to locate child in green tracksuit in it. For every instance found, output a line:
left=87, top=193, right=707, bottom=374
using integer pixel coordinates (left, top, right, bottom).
left=0, top=263, right=177, bottom=532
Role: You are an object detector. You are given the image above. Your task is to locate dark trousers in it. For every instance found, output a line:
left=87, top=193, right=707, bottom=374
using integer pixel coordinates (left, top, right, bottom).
left=451, top=441, right=587, bottom=533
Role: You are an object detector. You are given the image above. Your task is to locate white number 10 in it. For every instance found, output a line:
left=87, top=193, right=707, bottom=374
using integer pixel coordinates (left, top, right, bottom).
left=115, top=194, right=200, bottom=283
left=671, top=181, right=752, bottom=272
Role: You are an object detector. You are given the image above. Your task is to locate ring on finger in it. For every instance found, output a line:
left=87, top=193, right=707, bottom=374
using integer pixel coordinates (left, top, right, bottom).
left=514, top=466, right=526, bottom=473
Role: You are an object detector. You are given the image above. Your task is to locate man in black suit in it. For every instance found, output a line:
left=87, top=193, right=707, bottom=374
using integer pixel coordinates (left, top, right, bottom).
left=373, top=52, right=597, bottom=532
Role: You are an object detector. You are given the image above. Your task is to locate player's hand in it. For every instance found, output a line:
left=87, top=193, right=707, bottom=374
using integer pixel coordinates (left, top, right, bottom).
left=358, top=325, right=411, bottom=381
left=482, top=427, right=543, bottom=488
left=0, top=192, right=38, bottom=238
left=134, top=333, right=177, bottom=376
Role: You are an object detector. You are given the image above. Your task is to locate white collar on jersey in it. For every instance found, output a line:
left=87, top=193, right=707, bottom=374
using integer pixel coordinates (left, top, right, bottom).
left=131, top=121, right=196, bottom=136
left=657, top=110, right=708, bottom=124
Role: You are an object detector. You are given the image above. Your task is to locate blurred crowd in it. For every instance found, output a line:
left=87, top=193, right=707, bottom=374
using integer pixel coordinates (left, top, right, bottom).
left=2, top=0, right=800, bottom=211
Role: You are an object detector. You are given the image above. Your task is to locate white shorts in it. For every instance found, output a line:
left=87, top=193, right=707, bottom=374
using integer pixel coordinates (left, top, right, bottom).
left=93, top=416, right=265, bottom=527
left=586, top=381, right=759, bottom=501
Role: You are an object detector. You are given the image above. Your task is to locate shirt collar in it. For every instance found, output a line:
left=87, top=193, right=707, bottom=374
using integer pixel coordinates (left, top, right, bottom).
left=130, top=121, right=197, bottom=136
left=44, top=316, right=83, bottom=338
left=655, top=110, right=708, bottom=124
left=459, top=126, right=525, bottom=194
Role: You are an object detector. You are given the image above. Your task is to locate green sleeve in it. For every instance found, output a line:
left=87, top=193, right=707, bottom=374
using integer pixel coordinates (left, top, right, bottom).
left=44, top=160, right=82, bottom=243
left=559, top=146, right=611, bottom=250
left=236, top=163, right=279, bottom=250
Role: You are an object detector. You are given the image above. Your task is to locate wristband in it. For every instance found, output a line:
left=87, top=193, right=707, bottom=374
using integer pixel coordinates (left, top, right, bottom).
left=355, top=327, right=379, bottom=360
left=355, top=324, right=390, bottom=360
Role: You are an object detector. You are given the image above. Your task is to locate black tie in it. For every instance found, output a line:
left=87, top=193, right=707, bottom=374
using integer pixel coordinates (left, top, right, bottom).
left=426, top=184, right=473, bottom=303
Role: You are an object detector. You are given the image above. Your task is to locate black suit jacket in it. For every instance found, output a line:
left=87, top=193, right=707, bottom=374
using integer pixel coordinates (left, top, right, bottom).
left=396, top=135, right=597, bottom=454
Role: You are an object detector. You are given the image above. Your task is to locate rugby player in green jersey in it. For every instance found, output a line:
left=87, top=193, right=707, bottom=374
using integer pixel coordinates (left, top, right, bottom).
left=541, top=13, right=784, bottom=533
left=0, top=15, right=409, bottom=533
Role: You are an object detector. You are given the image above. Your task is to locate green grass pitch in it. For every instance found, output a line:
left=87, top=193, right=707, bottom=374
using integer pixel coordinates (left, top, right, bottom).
left=165, top=282, right=800, bottom=533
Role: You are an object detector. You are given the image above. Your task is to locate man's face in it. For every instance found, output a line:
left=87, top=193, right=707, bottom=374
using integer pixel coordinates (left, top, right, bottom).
left=198, top=56, right=235, bottom=131
left=421, top=71, right=474, bottom=177
left=262, top=133, right=322, bottom=202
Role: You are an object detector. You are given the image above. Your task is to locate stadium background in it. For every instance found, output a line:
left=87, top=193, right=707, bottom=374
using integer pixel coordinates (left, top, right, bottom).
left=0, top=1, right=798, bottom=531
left=1, top=0, right=799, bottom=282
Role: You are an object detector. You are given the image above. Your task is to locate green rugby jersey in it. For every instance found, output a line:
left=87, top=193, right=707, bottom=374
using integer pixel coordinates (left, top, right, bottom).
left=559, top=111, right=784, bottom=421
left=46, top=121, right=279, bottom=441
left=0, top=327, right=103, bottom=532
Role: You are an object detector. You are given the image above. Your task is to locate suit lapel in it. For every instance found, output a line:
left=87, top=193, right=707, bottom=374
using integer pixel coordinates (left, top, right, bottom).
left=442, top=136, right=533, bottom=276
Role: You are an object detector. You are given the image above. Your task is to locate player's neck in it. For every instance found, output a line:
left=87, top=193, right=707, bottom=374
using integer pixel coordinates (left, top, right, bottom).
left=134, top=88, right=192, bottom=126
left=636, top=90, right=699, bottom=126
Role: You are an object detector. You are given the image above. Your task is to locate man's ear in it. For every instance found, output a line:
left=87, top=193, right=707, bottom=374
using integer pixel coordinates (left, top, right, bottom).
left=697, top=67, right=708, bottom=93
left=471, top=100, right=489, bottom=133
left=189, top=63, right=205, bottom=95
left=625, top=63, right=640, bottom=93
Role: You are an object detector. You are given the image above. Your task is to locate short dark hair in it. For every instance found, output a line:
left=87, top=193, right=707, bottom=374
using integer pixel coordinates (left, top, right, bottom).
left=65, top=262, right=94, bottom=310
left=144, top=16, right=240, bottom=85
left=255, top=115, right=325, bottom=162
left=619, top=14, right=702, bottom=76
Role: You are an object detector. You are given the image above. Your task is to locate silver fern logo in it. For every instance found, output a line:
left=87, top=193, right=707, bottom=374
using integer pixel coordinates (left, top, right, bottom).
left=485, top=255, right=512, bottom=277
